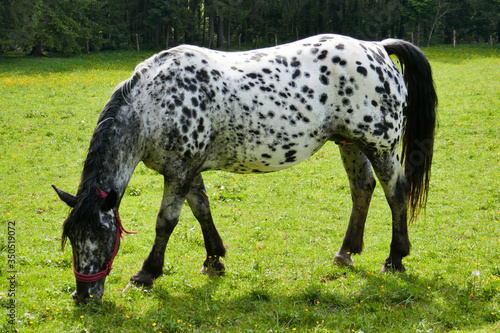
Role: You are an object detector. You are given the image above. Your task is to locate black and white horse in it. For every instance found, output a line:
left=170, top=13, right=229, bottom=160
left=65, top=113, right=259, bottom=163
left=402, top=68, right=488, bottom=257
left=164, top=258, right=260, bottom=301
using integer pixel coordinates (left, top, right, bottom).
left=53, top=34, right=437, bottom=304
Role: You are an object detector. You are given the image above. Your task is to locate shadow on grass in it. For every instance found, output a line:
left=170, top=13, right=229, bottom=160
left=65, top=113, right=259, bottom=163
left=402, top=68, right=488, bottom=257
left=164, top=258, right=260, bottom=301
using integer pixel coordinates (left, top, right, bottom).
left=70, top=265, right=500, bottom=332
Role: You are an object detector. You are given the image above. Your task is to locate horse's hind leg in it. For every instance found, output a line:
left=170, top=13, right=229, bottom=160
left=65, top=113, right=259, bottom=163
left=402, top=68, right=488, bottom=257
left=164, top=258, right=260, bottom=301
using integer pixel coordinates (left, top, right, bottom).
left=334, top=144, right=376, bottom=266
left=367, top=151, right=410, bottom=272
left=186, top=174, right=226, bottom=276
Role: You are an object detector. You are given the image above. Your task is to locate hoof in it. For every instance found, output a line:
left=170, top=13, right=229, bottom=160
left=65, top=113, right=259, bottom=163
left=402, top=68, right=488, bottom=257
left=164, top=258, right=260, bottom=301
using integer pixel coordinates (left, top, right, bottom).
left=129, top=271, right=156, bottom=290
left=201, top=261, right=225, bottom=277
left=381, top=257, right=406, bottom=273
left=333, top=251, right=354, bottom=267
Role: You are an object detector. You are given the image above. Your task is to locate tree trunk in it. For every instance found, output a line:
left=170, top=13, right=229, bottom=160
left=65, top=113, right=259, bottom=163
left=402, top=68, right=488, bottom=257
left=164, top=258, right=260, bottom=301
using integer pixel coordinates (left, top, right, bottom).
left=165, top=23, right=171, bottom=49
left=217, top=16, right=224, bottom=48
left=29, top=41, right=47, bottom=57
left=208, top=15, right=215, bottom=48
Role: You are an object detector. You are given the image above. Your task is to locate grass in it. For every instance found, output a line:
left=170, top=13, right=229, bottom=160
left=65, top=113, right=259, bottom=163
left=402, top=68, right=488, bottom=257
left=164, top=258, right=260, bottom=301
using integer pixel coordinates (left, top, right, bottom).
left=0, top=44, right=499, bottom=332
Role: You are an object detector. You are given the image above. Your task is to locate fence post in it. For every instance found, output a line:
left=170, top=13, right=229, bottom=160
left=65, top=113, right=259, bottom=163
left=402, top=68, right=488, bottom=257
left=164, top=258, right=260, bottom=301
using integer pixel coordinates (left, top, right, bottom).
left=136, top=34, right=140, bottom=52
left=453, top=30, right=456, bottom=48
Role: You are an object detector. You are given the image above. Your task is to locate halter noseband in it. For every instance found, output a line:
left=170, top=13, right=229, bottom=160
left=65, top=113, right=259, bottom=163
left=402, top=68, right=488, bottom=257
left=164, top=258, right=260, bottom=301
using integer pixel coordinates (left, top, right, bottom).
left=72, top=189, right=136, bottom=283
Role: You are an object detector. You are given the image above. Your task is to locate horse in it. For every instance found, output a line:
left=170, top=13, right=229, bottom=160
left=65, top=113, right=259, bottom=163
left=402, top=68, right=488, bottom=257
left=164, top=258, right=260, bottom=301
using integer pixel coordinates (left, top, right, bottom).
left=53, top=34, right=437, bottom=304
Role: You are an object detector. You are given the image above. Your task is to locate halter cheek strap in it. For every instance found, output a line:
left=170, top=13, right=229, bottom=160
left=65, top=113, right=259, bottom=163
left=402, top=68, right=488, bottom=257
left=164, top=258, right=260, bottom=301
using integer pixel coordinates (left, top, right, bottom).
left=72, top=190, right=137, bottom=284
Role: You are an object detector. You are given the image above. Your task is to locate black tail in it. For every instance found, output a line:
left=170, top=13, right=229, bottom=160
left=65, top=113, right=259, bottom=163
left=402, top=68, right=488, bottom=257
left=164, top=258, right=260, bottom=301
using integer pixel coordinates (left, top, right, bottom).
left=382, top=39, right=437, bottom=221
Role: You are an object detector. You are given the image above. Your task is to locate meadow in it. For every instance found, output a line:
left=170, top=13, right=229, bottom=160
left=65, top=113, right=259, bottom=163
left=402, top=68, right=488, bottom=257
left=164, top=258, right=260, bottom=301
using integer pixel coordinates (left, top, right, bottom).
left=0, top=43, right=499, bottom=332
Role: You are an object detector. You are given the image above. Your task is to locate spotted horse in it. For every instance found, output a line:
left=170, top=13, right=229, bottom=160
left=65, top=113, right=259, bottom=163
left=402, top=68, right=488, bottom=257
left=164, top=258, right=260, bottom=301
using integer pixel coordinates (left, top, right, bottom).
left=53, top=34, right=437, bottom=304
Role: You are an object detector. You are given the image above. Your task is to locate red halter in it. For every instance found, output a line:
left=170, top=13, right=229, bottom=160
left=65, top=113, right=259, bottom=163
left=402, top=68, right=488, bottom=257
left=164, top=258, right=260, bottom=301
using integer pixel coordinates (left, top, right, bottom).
left=72, top=190, right=136, bottom=283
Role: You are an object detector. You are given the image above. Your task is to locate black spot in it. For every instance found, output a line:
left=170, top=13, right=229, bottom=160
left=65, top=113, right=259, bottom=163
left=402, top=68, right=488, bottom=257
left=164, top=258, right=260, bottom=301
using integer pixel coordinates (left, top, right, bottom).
left=317, top=50, right=328, bottom=60
left=320, top=66, right=328, bottom=73
left=263, top=68, right=272, bottom=74
left=371, top=100, right=378, bottom=107
left=364, top=115, right=373, bottom=123
left=268, top=111, right=275, bottom=118
left=384, top=81, right=391, bottom=94
left=211, top=69, right=222, bottom=79
left=284, top=150, right=297, bottom=163
left=291, top=58, right=301, bottom=67
left=174, top=97, right=183, bottom=106
left=182, top=107, right=192, bottom=118
left=336, top=44, right=344, bottom=50
left=320, top=93, right=328, bottom=104
left=292, top=69, right=301, bottom=79
left=320, top=75, right=329, bottom=85
left=197, top=118, right=205, bottom=132
left=342, top=98, right=350, bottom=106
left=345, top=87, right=353, bottom=96
left=196, top=69, right=210, bottom=83
left=357, top=66, right=368, bottom=77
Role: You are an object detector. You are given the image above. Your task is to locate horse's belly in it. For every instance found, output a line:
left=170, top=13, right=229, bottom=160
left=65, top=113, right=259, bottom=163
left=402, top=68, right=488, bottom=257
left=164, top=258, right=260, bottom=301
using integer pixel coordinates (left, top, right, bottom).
left=211, top=136, right=328, bottom=174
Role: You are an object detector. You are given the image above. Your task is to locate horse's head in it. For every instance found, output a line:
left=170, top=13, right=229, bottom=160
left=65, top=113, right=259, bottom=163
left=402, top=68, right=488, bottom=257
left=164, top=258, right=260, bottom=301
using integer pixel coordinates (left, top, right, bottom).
left=52, top=185, right=119, bottom=304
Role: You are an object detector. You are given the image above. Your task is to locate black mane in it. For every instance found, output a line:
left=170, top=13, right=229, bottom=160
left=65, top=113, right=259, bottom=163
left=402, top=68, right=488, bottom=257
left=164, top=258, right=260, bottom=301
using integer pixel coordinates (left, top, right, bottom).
left=61, top=80, right=130, bottom=247
left=60, top=52, right=170, bottom=247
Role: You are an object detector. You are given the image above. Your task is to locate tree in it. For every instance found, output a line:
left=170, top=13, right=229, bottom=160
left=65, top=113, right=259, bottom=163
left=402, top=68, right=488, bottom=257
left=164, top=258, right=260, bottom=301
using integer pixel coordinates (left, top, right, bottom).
left=1, top=0, right=100, bottom=55
left=427, top=0, right=454, bottom=46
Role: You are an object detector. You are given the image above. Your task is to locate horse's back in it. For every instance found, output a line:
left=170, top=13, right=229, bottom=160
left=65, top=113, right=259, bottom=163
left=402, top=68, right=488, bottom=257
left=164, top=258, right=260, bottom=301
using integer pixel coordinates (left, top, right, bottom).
left=127, top=34, right=407, bottom=174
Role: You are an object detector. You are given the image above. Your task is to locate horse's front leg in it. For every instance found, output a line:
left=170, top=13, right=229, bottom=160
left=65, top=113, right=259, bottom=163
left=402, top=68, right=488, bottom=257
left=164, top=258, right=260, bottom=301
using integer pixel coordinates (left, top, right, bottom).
left=186, top=174, right=226, bottom=277
left=130, top=179, right=189, bottom=288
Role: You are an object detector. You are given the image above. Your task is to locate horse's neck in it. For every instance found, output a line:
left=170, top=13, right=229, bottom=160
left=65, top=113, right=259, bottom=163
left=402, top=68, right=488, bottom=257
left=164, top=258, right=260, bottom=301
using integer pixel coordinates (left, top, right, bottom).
left=79, top=117, right=143, bottom=199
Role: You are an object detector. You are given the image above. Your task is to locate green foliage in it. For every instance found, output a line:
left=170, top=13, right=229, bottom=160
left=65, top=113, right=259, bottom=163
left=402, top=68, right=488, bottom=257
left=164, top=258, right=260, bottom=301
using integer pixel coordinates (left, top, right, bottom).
left=0, top=0, right=498, bottom=54
left=0, top=46, right=499, bottom=332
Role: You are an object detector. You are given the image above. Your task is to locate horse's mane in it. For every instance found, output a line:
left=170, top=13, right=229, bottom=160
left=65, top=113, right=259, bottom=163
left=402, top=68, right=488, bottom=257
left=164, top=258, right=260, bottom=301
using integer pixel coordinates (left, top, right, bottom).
left=61, top=50, right=178, bottom=247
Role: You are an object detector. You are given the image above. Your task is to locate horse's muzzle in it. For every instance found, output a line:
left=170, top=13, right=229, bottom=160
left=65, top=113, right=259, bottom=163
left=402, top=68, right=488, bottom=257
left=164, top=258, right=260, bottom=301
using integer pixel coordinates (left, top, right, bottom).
left=73, top=279, right=105, bottom=304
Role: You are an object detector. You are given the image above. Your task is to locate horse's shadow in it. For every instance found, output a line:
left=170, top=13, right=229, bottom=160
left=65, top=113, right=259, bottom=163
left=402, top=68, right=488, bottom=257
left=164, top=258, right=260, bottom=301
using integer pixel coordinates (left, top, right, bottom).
left=70, top=265, right=483, bottom=331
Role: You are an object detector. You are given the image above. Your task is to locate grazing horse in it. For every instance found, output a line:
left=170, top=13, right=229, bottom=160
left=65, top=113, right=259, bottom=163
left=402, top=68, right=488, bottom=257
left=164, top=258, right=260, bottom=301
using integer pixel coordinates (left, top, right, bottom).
left=53, top=34, right=437, bottom=304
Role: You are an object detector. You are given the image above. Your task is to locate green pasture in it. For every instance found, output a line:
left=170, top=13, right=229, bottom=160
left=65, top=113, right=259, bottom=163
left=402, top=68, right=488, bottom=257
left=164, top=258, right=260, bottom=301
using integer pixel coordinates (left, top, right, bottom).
left=0, top=44, right=499, bottom=332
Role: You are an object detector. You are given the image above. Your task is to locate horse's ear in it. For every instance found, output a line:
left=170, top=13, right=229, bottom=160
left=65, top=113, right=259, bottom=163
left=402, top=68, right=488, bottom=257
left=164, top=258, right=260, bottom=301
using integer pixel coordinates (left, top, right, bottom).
left=52, top=185, right=77, bottom=207
left=100, top=190, right=118, bottom=212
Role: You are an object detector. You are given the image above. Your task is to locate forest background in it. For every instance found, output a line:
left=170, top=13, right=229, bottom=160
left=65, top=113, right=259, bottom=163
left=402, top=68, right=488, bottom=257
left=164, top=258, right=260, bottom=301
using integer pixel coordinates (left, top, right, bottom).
left=0, top=0, right=499, bottom=56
